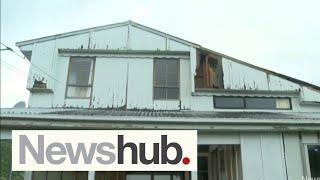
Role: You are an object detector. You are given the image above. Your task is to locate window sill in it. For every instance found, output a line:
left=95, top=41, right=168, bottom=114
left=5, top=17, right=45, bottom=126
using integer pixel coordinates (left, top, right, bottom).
left=27, top=88, right=53, bottom=93
left=193, top=88, right=299, bottom=97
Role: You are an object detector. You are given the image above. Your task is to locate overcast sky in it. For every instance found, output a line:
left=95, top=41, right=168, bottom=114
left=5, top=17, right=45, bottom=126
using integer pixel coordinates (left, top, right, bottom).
left=1, top=0, right=320, bottom=107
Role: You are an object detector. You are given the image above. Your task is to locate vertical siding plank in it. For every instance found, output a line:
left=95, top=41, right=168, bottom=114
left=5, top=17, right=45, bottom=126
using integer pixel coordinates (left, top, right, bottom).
left=240, top=134, right=264, bottom=180
left=260, top=133, right=287, bottom=180
left=283, top=133, right=304, bottom=180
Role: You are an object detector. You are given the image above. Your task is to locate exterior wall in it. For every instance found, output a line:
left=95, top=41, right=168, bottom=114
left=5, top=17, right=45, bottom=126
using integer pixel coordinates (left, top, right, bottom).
left=222, top=57, right=301, bottom=91
left=2, top=130, right=319, bottom=180
left=19, top=23, right=320, bottom=110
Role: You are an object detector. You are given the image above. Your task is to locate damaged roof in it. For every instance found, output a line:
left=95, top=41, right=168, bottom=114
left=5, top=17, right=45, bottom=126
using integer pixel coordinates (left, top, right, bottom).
left=15, top=20, right=320, bottom=91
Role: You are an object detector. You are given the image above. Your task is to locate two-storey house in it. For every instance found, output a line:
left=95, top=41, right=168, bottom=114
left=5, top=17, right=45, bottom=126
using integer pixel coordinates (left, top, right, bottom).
left=1, top=20, right=320, bottom=180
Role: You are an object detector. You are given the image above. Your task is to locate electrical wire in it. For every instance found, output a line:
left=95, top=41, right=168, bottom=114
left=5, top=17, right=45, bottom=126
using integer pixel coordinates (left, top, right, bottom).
left=1, top=61, right=28, bottom=79
left=0, top=42, right=65, bottom=86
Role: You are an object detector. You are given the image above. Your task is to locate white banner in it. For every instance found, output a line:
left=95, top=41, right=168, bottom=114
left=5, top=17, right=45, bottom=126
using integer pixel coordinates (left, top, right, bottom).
left=12, top=130, right=197, bottom=171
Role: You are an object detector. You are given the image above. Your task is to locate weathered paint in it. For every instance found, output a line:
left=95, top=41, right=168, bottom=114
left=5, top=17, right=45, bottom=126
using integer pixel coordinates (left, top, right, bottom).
left=222, top=57, right=301, bottom=91
left=301, top=86, right=320, bottom=103
left=18, top=21, right=320, bottom=110
left=240, top=133, right=287, bottom=180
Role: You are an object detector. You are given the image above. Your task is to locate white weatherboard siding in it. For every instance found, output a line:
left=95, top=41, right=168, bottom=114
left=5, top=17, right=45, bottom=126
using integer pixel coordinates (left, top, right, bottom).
left=127, top=58, right=154, bottom=109
left=241, top=133, right=287, bottom=180
left=21, top=21, right=320, bottom=109
left=92, top=58, right=128, bottom=108
left=89, top=26, right=128, bottom=50
left=283, top=133, right=304, bottom=180
left=222, top=57, right=300, bottom=91
left=12, top=21, right=320, bottom=179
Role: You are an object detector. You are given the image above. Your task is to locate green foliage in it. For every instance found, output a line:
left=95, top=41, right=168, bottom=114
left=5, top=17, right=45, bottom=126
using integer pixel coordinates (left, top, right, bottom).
left=0, top=140, right=24, bottom=180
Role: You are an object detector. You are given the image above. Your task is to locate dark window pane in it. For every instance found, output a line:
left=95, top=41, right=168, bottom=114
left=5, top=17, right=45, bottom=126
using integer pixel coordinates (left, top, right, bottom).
left=68, top=58, right=93, bottom=85
left=154, top=59, right=179, bottom=100
left=62, top=171, right=75, bottom=180
left=154, top=87, right=166, bottom=99
left=167, top=88, right=179, bottom=99
left=198, top=156, right=208, bottom=171
left=167, top=60, right=178, bottom=73
left=308, top=145, right=320, bottom=178
left=198, top=172, right=208, bottom=180
left=245, top=98, right=276, bottom=109
left=167, top=72, right=178, bottom=86
left=214, top=97, right=244, bottom=109
left=155, top=71, right=166, bottom=86
left=47, top=171, right=62, bottom=180
left=33, top=172, right=47, bottom=180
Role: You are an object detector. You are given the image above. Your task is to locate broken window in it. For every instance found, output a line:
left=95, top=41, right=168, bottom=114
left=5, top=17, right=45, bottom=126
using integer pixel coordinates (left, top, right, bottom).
left=32, top=171, right=88, bottom=180
left=154, top=58, right=179, bottom=100
left=195, top=50, right=223, bottom=89
left=214, top=96, right=291, bottom=110
left=307, top=145, right=320, bottom=178
left=66, top=57, right=95, bottom=98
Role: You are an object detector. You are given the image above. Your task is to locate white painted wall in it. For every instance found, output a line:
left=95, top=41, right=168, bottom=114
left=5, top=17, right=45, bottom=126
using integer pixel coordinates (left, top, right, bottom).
left=240, top=132, right=320, bottom=180
left=19, top=23, right=320, bottom=109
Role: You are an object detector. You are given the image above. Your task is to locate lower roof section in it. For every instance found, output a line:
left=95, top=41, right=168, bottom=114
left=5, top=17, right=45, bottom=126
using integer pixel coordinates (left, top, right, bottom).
left=1, top=108, right=320, bottom=131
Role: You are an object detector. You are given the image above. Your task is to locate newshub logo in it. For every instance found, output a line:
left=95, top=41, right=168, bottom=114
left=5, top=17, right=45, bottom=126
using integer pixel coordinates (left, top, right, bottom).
left=12, top=130, right=197, bottom=171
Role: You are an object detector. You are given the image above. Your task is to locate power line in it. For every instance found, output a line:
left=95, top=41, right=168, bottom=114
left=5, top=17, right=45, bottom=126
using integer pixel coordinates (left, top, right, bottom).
left=1, top=62, right=27, bottom=79
left=0, top=42, right=65, bottom=86
left=1, top=60, right=28, bottom=76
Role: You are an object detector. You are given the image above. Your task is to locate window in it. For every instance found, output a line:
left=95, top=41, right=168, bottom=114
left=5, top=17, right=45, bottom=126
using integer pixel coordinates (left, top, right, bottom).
left=214, top=96, right=291, bottom=110
left=154, top=59, right=179, bottom=99
left=95, top=171, right=124, bottom=180
left=66, top=57, right=95, bottom=98
left=198, top=156, right=209, bottom=180
left=126, top=172, right=185, bottom=180
left=212, top=145, right=242, bottom=180
left=195, top=51, right=223, bottom=89
left=307, top=145, right=320, bottom=178
left=32, top=171, right=88, bottom=180
left=214, top=97, right=244, bottom=109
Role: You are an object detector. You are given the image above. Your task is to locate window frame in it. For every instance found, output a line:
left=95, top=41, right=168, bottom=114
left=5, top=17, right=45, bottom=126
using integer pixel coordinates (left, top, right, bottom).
left=65, top=56, right=96, bottom=99
left=153, top=58, right=180, bottom=100
left=125, top=171, right=186, bottom=180
left=303, top=143, right=320, bottom=178
left=197, top=152, right=210, bottom=180
left=213, top=96, right=292, bottom=110
left=32, top=171, right=88, bottom=180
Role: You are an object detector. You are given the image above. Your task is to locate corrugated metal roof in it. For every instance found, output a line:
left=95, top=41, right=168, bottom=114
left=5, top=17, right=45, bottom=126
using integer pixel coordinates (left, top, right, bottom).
left=1, top=108, right=320, bottom=120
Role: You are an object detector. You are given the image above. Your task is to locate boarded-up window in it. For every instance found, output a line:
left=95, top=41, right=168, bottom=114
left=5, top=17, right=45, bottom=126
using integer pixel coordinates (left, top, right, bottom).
left=66, top=57, right=95, bottom=98
left=154, top=59, right=179, bottom=100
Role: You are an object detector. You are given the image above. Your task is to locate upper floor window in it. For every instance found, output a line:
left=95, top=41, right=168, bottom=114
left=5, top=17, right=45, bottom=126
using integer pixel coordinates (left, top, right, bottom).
left=153, top=58, right=179, bottom=100
left=214, top=96, right=291, bottom=110
left=66, top=57, right=95, bottom=98
left=195, top=50, right=223, bottom=89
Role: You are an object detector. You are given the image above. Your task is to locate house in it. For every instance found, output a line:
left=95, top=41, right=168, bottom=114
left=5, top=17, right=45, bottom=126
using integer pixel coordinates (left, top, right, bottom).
left=1, top=20, right=320, bottom=180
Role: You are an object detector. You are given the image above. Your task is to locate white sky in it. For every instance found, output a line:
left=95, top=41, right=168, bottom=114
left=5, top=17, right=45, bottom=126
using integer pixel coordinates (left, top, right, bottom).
left=1, top=0, right=320, bottom=108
